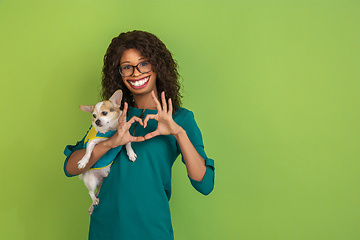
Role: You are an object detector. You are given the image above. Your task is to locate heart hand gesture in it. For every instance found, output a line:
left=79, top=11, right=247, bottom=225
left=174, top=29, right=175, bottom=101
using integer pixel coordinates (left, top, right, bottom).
left=144, top=91, right=183, bottom=140
left=106, top=102, right=145, bottom=148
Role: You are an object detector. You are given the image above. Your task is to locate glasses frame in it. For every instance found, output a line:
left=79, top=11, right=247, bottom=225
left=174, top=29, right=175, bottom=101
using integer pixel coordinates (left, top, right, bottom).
left=117, top=61, right=152, bottom=77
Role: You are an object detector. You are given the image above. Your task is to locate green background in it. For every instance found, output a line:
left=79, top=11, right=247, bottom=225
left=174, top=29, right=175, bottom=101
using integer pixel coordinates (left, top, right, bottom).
left=1, top=0, right=359, bottom=239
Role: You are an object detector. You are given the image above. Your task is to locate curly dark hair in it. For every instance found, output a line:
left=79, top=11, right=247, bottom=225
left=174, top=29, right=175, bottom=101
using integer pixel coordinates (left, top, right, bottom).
left=101, top=30, right=182, bottom=111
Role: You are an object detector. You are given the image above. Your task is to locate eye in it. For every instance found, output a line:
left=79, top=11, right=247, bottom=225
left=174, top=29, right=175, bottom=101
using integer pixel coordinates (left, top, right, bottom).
left=92, top=114, right=96, bottom=118
left=121, top=65, right=131, bottom=70
left=139, top=61, right=149, bottom=67
left=101, top=111, right=108, bottom=116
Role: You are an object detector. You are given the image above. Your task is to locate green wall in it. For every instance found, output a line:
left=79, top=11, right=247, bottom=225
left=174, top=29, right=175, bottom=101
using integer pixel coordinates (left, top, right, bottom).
left=1, top=0, right=359, bottom=239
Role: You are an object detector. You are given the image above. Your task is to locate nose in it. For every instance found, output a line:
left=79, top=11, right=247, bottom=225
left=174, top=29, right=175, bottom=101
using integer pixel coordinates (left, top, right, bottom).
left=132, top=67, right=141, bottom=77
left=95, top=119, right=101, bottom=126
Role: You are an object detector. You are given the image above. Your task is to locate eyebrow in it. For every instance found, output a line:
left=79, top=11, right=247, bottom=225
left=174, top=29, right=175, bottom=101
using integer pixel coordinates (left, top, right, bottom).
left=120, top=57, right=146, bottom=65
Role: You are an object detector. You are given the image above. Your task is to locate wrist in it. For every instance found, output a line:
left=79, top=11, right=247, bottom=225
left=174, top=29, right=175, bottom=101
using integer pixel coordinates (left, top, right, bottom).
left=173, top=127, right=186, bottom=140
left=100, top=139, right=117, bottom=150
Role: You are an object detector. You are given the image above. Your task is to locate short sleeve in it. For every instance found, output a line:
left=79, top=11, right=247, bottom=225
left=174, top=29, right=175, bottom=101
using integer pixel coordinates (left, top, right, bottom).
left=177, top=110, right=215, bottom=195
left=63, top=135, right=86, bottom=177
left=63, top=126, right=123, bottom=177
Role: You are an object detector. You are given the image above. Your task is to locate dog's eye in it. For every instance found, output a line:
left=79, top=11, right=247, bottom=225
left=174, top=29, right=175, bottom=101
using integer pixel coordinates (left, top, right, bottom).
left=102, top=111, right=108, bottom=116
left=92, top=114, right=96, bottom=118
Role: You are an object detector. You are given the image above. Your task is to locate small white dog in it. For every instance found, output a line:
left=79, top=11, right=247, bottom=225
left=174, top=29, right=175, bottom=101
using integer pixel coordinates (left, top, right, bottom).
left=77, top=89, right=136, bottom=214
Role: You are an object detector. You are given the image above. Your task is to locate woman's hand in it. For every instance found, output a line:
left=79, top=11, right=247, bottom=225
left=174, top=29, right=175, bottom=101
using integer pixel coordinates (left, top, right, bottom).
left=143, top=91, right=207, bottom=181
left=106, top=102, right=145, bottom=148
left=143, top=91, right=184, bottom=140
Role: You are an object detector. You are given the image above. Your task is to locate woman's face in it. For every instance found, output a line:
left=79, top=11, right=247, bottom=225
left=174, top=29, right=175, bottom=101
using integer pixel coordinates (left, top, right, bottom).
left=119, top=48, right=157, bottom=96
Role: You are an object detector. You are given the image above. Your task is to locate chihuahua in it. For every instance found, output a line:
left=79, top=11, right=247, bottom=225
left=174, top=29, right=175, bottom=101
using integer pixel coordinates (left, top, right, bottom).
left=77, top=89, right=136, bottom=214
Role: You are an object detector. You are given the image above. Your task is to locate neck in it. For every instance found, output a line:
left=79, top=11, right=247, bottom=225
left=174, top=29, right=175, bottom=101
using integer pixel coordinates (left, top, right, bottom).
left=133, top=91, right=158, bottom=110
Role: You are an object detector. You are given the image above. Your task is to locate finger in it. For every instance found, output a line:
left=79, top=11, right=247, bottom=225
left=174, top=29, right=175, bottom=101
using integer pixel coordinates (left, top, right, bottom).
left=144, top=130, right=160, bottom=140
left=128, top=116, right=143, bottom=126
left=119, top=102, right=128, bottom=123
left=168, top=98, right=173, bottom=113
left=143, top=114, right=157, bottom=128
left=131, top=136, right=145, bottom=142
left=161, top=91, right=167, bottom=112
left=151, top=91, right=162, bottom=111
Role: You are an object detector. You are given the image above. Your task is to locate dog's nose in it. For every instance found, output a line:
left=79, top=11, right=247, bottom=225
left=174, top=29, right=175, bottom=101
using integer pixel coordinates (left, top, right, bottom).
left=95, top=119, right=101, bottom=126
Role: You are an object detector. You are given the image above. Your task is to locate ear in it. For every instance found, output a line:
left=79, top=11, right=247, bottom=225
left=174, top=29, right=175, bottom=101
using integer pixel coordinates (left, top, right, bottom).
left=109, top=90, right=123, bottom=108
left=79, top=105, right=94, bottom=113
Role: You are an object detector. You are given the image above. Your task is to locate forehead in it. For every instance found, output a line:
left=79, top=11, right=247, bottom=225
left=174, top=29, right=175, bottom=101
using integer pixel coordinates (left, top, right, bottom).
left=120, top=48, right=146, bottom=65
left=94, top=101, right=115, bottom=112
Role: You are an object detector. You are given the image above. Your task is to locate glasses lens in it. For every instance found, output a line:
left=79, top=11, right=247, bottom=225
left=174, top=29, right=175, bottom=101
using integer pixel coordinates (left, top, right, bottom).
left=119, top=65, right=134, bottom=77
left=138, top=61, right=151, bottom=74
left=119, top=61, right=151, bottom=77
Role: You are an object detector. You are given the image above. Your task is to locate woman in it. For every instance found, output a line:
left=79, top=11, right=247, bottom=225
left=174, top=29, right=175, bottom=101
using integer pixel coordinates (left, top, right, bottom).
left=64, top=30, right=215, bottom=240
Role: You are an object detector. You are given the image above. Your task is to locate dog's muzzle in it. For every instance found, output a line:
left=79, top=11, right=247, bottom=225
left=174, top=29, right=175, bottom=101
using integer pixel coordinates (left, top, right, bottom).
left=95, top=119, right=102, bottom=127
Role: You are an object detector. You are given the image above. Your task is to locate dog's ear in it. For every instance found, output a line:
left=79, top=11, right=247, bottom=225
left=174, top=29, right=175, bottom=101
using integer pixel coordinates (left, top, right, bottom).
left=109, top=90, right=123, bottom=108
left=79, top=105, right=94, bottom=113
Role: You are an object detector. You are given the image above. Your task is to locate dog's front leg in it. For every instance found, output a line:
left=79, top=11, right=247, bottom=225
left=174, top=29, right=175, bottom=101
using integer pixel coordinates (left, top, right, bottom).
left=78, top=138, right=107, bottom=169
left=125, top=142, right=137, bottom=162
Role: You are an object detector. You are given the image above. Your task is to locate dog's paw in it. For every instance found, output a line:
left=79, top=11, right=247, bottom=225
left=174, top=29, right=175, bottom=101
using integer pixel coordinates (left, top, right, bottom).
left=93, top=198, right=100, bottom=206
left=88, top=205, right=94, bottom=215
left=128, top=152, right=137, bottom=162
left=77, top=160, right=87, bottom=169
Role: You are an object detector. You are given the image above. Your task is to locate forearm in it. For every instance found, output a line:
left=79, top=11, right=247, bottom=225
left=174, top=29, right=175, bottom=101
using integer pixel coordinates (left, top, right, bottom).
left=174, top=128, right=207, bottom=181
left=66, top=140, right=112, bottom=175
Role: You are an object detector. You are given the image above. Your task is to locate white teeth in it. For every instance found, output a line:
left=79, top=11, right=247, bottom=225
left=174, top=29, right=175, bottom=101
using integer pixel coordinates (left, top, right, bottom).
left=129, top=76, right=149, bottom=87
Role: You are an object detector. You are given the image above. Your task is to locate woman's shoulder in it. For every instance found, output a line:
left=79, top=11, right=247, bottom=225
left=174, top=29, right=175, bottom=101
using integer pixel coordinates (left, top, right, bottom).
left=173, top=107, right=196, bottom=125
left=174, top=107, right=191, bottom=117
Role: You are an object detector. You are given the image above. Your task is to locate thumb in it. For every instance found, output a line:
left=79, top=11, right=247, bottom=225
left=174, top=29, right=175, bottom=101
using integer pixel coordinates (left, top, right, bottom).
left=131, top=136, right=145, bottom=142
left=144, top=130, right=160, bottom=140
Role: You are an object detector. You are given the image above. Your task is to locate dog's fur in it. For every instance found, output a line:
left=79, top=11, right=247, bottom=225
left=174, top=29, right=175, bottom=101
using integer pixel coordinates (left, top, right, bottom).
left=77, top=89, right=136, bottom=214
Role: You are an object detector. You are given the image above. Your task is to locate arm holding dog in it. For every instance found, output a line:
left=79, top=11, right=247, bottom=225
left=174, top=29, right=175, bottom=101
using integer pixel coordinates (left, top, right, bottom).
left=66, top=103, right=145, bottom=176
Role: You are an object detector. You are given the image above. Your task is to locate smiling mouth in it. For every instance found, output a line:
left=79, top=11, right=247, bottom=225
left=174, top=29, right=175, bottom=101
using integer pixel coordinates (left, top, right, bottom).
left=127, top=76, right=150, bottom=88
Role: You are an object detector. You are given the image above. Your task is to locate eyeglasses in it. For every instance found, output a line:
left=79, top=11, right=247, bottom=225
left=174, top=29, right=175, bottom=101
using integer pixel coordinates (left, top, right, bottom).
left=117, top=61, right=152, bottom=77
